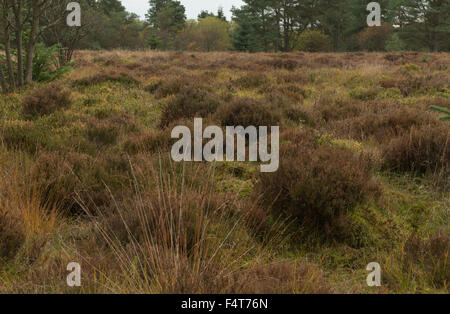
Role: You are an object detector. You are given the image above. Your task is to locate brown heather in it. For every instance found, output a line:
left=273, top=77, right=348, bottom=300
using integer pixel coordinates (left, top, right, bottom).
left=22, top=83, right=72, bottom=117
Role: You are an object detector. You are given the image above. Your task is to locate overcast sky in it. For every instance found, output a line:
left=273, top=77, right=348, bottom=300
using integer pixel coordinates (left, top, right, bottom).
left=121, top=0, right=244, bottom=20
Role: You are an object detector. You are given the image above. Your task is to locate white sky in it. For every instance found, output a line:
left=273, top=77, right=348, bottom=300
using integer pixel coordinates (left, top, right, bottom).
left=121, top=0, right=244, bottom=20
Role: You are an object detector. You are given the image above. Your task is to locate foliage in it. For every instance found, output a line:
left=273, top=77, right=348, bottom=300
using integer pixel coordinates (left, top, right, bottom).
left=430, top=106, right=450, bottom=121
left=32, top=44, right=73, bottom=82
left=357, top=23, right=394, bottom=51
left=296, top=30, right=332, bottom=52
left=22, top=83, right=73, bottom=117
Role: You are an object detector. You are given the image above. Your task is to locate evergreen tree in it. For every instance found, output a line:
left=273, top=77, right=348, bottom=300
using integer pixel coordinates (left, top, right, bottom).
left=231, top=14, right=262, bottom=52
left=146, top=0, right=186, bottom=49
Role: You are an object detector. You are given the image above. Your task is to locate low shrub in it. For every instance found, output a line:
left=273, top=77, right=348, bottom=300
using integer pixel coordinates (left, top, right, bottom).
left=22, top=83, right=72, bottom=117
left=256, top=130, right=379, bottom=239
left=0, top=121, right=54, bottom=153
left=87, top=118, right=120, bottom=145
left=215, top=97, right=281, bottom=127
left=383, top=125, right=450, bottom=176
left=123, top=130, right=173, bottom=154
left=160, top=86, right=221, bottom=127
left=333, top=104, right=435, bottom=143
left=403, top=232, right=449, bottom=288
left=263, top=58, right=298, bottom=70
left=232, top=72, right=270, bottom=89
left=153, top=76, right=194, bottom=99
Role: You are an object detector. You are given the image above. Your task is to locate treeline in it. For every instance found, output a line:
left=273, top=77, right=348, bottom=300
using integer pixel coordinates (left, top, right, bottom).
left=85, top=0, right=450, bottom=53
left=1, top=0, right=449, bottom=92
left=232, top=0, right=450, bottom=53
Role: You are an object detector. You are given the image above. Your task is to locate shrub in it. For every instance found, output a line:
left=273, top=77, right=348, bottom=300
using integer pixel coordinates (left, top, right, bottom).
left=215, top=97, right=281, bottom=127
left=404, top=232, right=449, bottom=288
left=153, top=76, right=194, bottom=99
left=0, top=121, right=54, bottom=153
left=383, top=125, right=450, bottom=176
left=22, top=83, right=72, bottom=117
left=333, top=104, right=435, bottom=143
left=32, top=43, right=73, bottom=82
left=160, top=86, right=221, bottom=127
left=349, top=86, right=382, bottom=101
left=77, top=162, right=301, bottom=293
left=123, top=130, right=173, bottom=154
left=256, top=130, right=379, bottom=239
left=233, top=72, right=270, bottom=89
left=264, top=58, right=298, bottom=70
left=357, top=23, right=394, bottom=51
left=72, top=70, right=139, bottom=88
left=87, top=118, right=120, bottom=145
left=296, top=31, right=332, bottom=52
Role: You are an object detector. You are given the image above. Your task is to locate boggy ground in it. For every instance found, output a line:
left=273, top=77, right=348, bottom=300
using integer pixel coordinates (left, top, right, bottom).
left=0, top=50, right=449, bottom=293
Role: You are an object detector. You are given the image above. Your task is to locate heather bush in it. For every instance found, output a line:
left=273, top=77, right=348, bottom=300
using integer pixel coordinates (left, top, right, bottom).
left=334, top=105, right=435, bottom=143
left=233, top=72, right=270, bottom=89
left=152, top=76, right=195, bottom=99
left=0, top=121, right=55, bottom=153
left=256, top=130, right=379, bottom=239
left=383, top=125, right=450, bottom=176
left=263, top=58, right=298, bottom=70
left=22, top=83, right=72, bottom=117
left=123, top=130, right=173, bottom=154
left=87, top=118, right=121, bottom=145
left=215, top=97, right=281, bottom=127
left=160, top=85, right=221, bottom=127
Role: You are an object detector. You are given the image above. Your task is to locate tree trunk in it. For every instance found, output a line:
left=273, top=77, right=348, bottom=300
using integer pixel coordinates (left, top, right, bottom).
left=25, top=0, right=41, bottom=84
left=13, top=0, right=24, bottom=87
left=0, top=59, right=7, bottom=93
left=2, top=0, right=15, bottom=88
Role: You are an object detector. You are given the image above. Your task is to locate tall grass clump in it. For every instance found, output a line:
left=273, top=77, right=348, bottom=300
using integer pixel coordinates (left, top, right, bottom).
left=0, top=153, right=59, bottom=262
left=75, top=159, right=329, bottom=293
left=383, top=125, right=449, bottom=185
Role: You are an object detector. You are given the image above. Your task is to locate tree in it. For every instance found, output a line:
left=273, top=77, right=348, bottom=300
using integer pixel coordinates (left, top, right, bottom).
left=357, top=23, right=394, bottom=51
left=98, top=0, right=125, bottom=16
left=195, top=17, right=231, bottom=51
left=146, top=0, right=186, bottom=49
left=198, top=7, right=227, bottom=21
left=296, top=30, right=332, bottom=52
left=0, top=55, right=7, bottom=93
left=41, top=0, right=102, bottom=65
left=395, top=0, right=450, bottom=51
left=0, top=0, right=59, bottom=88
left=231, top=16, right=262, bottom=52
